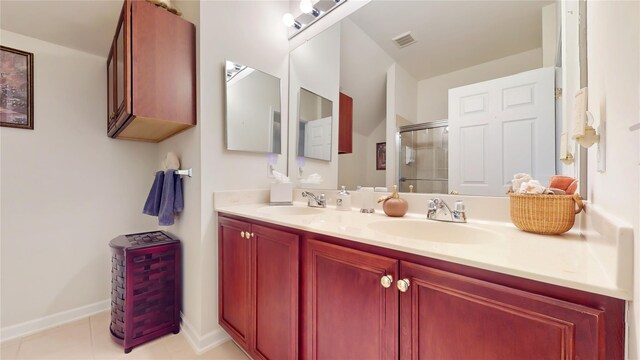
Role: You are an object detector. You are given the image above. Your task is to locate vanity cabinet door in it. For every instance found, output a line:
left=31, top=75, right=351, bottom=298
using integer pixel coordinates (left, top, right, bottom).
left=218, top=217, right=252, bottom=350
left=302, top=239, right=398, bottom=360
left=251, top=224, right=299, bottom=360
left=399, top=261, right=605, bottom=360
left=219, top=216, right=300, bottom=359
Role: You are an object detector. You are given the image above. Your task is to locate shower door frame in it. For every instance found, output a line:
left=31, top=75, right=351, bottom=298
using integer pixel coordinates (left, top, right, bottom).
left=396, top=120, right=448, bottom=192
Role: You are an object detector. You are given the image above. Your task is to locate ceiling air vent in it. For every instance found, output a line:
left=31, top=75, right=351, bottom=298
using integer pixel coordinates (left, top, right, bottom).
left=392, top=31, right=417, bottom=48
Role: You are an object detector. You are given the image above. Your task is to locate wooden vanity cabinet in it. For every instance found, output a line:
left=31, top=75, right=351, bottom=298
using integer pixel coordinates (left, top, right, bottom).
left=218, top=217, right=299, bottom=360
left=338, top=92, right=353, bottom=154
left=106, top=0, right=196, bottom=142
left=301, top=239, right=398, bottom=360
left=217, top=214, right=624, bottom=360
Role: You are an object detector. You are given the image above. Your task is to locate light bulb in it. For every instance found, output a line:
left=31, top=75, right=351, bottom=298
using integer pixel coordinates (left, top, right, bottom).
left=300, top=0, right=313, bottom=14
left=282, top=13, right=295, bottom=27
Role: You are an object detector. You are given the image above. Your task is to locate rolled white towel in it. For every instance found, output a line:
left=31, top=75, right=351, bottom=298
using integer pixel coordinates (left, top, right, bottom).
left=511, top=173, right=532, bottom=193
left=518, top=180, right=554, bottom=195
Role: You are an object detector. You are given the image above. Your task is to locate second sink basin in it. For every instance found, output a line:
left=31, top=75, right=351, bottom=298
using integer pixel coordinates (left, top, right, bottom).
left=367, top=220, right=502, bottom=244
left=257, top=206, right=324, bottom=216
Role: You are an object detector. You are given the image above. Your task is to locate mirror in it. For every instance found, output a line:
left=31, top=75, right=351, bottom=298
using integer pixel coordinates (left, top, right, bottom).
left=297, top=88, right=333, bottom=161
left=288, top=0, right=586, bottom=196
left=225, top=60, right=282, bottom=153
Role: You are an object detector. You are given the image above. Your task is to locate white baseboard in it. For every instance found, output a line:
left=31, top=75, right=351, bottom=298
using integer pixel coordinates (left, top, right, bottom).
left=180, top=312, right=230, bottom=355
left=0, top=299, right=110, bottom=342
left=0, top=302, right=231, bottom=355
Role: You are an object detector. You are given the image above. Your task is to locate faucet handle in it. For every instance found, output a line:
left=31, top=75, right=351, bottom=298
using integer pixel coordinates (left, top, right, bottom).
left=428, top=199, right=437, bottom=211
left=455, top=200, right=465, bottom=212
left=319, top=193, right=326, bottom=201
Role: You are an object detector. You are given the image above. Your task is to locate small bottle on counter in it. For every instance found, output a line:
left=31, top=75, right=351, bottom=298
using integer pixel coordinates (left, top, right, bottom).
left=336, top=186, right=352, bottom=211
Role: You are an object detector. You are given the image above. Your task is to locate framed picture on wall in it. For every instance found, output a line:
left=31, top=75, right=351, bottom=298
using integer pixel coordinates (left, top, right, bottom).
left=1, top=45, right=34, bottom=130
left=376, top=142, right=386, bottom=170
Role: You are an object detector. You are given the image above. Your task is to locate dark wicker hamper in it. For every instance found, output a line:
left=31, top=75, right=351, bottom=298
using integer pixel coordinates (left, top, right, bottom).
left=109, top=231, right=181, bottom=353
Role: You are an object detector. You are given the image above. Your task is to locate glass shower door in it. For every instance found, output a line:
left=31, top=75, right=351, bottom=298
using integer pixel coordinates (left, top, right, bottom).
left=398, top=121, right=448, bottom=194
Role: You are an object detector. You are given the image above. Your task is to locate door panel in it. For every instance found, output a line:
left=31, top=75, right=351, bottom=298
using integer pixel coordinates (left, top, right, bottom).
left=302, top=239, right=398, bottom=360
left=399, top=261, right=604, bottom=360
left=449, top=67, right=556, bottom=196
left=304, top=117, right=332, bottom=160
left=252, top=224, right=299, bottom=360
left=218, top=217, right=251, bottom=349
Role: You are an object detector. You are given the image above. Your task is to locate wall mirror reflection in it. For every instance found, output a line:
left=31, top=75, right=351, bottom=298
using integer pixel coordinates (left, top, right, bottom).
left=297, top=87, right=333, bottom=161
left=225, top=60, right=282, bottom=154
left=288, top=0, right=586, bottom=196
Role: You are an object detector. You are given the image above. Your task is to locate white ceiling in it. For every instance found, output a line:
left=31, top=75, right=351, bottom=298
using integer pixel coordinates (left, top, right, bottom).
left=0, top=0, right=122, bottom=58
left=349, top=0, right=553, bottom=80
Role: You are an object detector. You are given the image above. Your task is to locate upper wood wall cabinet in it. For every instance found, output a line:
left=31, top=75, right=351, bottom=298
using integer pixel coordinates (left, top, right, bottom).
left=338, top=92, right=353, bottom=154
left=107, top=0, right=196, bottom=142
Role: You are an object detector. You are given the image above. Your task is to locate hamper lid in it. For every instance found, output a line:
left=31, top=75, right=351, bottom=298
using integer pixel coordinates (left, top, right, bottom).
left=109, top=231, right=179, bottom=250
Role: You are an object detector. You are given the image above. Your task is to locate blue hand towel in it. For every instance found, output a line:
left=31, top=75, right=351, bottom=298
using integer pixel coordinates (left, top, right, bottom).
left=143, top=171, right=165, bottom=216
left=174, top=173, right=184, bottom=213
left=158, top=170, right=184, bottom=226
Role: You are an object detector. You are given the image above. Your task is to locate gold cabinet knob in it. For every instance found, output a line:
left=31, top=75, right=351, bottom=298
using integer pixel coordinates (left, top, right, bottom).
left=250, top=233, right=254, bottom=238
left=240, top=231, right=246, bottom=239
left=450, top=191, right=459, bottom=195
left=397, top=278, right=410, bottom=293
left=380, top=275, right=393, bottom=288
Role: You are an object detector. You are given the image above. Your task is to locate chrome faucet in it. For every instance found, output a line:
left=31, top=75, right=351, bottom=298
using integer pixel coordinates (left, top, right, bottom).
left=427, top=198, right=466, bottom=223
left=302, top=191, right=326, bottom=208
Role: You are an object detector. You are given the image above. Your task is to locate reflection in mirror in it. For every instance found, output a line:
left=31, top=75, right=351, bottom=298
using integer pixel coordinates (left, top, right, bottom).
left=297, top=88, right=333, bottom=161
left=398, top=121, right=448, bottom=193
left=289, top=0, right=585, bottom=196
left=225, top=60, right=281, bottom=154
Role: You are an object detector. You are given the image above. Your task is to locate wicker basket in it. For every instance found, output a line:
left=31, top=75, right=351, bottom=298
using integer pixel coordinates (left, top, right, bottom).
left=509, top=193, right=584, bottom=235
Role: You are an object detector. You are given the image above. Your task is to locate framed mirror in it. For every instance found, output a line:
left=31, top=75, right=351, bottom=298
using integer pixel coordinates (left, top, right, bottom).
left=288, top=0, right=586, bottom=196
left=225, top=60, right=282, bottom=154
left=297, top=87, right=333, bottom=161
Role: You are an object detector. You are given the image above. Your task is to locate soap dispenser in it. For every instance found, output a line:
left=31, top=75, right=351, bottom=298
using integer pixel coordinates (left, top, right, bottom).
left=336, top=186, right=352, bottom=211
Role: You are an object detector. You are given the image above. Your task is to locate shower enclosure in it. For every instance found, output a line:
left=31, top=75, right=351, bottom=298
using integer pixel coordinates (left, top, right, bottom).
left=398, top=120, right=448, bottom=194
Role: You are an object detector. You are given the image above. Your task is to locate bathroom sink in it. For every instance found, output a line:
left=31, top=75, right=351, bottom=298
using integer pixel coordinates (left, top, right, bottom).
left=367, top=220, right=502, bottom=244
left=257, top=206, right=324, bottom=216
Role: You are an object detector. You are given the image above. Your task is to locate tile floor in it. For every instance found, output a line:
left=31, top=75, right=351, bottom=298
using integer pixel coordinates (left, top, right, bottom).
left=0, top=311, right=249, bottom=360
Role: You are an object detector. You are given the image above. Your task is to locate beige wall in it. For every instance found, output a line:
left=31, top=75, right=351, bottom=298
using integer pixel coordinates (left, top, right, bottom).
left=0, top=30, right=158, bottom=328
left=385, top=63, right=418, bottom=187
left=338, top=119, right=386, bottom=190
left=157, top=0, right=290, bottom=345
left=199, top=0, right=290, bottom=341
left=337, top=17, right=392, bottom=189
left=288, top=24, right=341, bottom=189
left=586, top=1, right=640, bottom=358
left=542, top=3, right=559, bottom=68
left=155, top=0, right=203, bottom=340
left=416, top=48, right=542, bottom=123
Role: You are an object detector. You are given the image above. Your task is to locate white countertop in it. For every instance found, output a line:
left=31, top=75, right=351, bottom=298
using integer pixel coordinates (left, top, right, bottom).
left=216, top=203, right=632, bottom=300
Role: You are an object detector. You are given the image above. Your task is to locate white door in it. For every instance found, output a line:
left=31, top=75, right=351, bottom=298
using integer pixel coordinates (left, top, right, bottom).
left=448, top=67, right=556, bottom=196
left=304, top=117, right=332, bottom=160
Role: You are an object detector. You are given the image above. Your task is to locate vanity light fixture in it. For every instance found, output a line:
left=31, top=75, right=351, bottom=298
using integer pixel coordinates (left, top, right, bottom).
left=225, top=61, right=247, bottom=82
left=283, top=0, right=347, bottom=38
